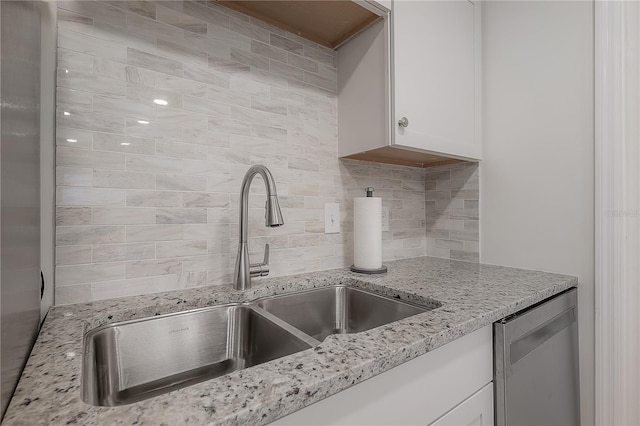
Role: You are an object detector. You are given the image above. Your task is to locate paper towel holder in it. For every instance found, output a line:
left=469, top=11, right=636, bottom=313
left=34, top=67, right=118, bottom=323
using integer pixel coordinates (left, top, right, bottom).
left=351, top=187, right=388, bottom=274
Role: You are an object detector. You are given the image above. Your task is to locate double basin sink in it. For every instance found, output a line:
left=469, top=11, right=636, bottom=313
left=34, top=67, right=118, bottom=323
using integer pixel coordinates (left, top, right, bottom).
left=82, top=285, right=438, bottom=406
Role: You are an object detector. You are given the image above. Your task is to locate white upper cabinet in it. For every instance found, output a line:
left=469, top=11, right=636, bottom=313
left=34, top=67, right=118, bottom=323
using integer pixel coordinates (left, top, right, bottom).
left=338, top=0, right=482, bottom=167
left=364, top=0, right=392, bottom=12
left=393, top=1, right=479, bottom=159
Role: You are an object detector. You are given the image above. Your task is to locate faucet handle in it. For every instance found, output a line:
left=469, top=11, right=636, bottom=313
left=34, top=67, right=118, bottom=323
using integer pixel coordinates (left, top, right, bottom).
left=250, top=243, right=270, bottom=277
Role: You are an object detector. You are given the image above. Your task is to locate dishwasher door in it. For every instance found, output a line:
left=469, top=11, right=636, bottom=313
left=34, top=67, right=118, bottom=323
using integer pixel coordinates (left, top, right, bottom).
left=494, top=288, right=580, bottom=426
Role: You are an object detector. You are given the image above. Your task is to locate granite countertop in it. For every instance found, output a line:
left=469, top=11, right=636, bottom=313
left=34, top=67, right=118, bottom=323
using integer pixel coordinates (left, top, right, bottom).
left=3, top=256, right=577, bottom=425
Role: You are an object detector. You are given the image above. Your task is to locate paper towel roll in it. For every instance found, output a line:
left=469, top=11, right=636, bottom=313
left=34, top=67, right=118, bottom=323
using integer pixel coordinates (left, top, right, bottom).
left=353, top=196, right=382, bottom=270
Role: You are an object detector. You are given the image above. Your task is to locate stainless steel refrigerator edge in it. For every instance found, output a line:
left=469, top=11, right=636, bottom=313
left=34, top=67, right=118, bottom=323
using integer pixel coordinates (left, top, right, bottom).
left=0, top=0, right=42, bottom=419
left=494, top=288, right=580, bottom=426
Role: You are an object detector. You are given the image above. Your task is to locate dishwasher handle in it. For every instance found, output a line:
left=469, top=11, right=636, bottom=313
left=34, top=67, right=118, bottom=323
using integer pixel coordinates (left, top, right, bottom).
left=509, top=307, right=576, bottom=364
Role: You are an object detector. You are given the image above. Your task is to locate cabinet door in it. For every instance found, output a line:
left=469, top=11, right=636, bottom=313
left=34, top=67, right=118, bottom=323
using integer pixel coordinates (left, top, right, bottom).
left=392, top=0, right=479, bottom=159
left=430, top=383, right=494, bottom=426
left=272, top=326, right=492, bottom=425
left=365, top=0, right=392, bottom=12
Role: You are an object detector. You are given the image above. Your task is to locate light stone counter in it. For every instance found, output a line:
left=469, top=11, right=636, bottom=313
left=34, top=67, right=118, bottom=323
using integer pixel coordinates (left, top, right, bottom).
left=3, top=257, right=577, bottom=425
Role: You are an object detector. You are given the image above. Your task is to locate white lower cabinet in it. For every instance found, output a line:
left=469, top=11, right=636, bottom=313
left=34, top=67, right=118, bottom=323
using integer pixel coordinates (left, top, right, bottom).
left=430, top=383, right=494, bottom=426
left=272, top=325, right=493, bottom=425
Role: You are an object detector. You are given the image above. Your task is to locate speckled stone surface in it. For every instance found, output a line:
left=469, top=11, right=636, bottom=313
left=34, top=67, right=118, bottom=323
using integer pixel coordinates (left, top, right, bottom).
left=3, top=257, right=577, bottom=425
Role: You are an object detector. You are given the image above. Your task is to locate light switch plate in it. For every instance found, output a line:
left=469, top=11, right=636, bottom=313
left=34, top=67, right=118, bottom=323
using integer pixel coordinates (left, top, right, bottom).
left=324, top=203, right=340, bottom=234
left=381, top=206, right=390, bottom=232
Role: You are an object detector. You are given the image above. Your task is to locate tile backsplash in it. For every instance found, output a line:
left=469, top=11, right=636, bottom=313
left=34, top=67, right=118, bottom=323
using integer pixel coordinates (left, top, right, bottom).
left=425, top=162, right=480, bottom=262
left=54, top=0, right=429, bottom=304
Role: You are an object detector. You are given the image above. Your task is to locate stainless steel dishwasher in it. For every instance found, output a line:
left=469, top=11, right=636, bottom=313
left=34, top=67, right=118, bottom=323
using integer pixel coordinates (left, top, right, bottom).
left=494, top=288, right=580, bottom=426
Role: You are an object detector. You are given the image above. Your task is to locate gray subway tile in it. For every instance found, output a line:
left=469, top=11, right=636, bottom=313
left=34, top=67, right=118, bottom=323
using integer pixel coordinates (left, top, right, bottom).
left=156, top=208, right=207, bottom=224
left=184, top=1, right=229, bottom=29
left=270, top=33, right=303, bottom=55
left=126, top=224, right=183, bottom=242
left=271, top=60, right=303, bottom=81
left=450, top=250, right=479, bottom=262
left=126, top=11, right=184, bottom=41
left=157, top=39, right=208, bottom=68
left=126, top=190, right=183, bottom=207
left=57, top=147, right=125, bottom=170
left=183, top=62, right=231, bottom=88
left=93, top=207, right=156, bottom=225
left=58, top=29, right=126, bottom=62
left=92, top=242, right=156, bottom=262
left=56, top=207, right=92, bottom=226
left=105, top=1, right=156, bottom=19
left=230, top=47, right=269, bottom=71
left=229, top=17, right=268, bottom=42
left=56, top=225, right=125, bottom=246
left=251, top=96, right=287, bottom=116
left=156, top=4, right=208, bottom=34
left=58, top=48, right=94, bottom=73
left=57, top=262, right=125, bottom=286
left=127, top=48, right=183, bottom=77
left=93, top=170, right=155, bottom=189
left=251, top=40, right=287, bottom=63
left=58, top=1, right=126, bottom=27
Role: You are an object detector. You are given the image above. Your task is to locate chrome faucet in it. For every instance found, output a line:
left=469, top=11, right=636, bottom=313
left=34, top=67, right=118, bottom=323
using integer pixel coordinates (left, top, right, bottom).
left=234, top=165, right=284, bottom=290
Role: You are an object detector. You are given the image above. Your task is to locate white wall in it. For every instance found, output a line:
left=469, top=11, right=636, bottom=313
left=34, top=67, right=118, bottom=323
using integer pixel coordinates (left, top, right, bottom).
left=480, top=2, right=594, bottom=424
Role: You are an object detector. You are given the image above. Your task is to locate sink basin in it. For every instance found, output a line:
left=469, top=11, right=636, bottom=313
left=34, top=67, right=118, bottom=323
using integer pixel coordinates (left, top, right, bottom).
left=82, top=304, right=316, bottom=406
left=256, top=285, right=433, bottom=341
left=82, top=285, right=438, bottom=406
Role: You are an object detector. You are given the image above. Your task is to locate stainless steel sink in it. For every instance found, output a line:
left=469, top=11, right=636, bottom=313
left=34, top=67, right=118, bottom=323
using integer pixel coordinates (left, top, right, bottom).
left=82, top=304, right=317, bottom=406
left=82, top=286, right=438, bottom=407
left=256, top=285, right=433, bottom=341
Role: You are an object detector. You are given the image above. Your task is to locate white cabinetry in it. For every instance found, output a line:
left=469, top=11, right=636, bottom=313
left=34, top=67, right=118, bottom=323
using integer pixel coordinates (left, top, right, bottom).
left=362, top=0, right=391, bottom=12
left=431, top=383, right=494, bottom=426
left=393, top=1, right=479, bottom=159
left=272, top=325, right=493, bottom=425
left=338, top=0, right=481, bottom=167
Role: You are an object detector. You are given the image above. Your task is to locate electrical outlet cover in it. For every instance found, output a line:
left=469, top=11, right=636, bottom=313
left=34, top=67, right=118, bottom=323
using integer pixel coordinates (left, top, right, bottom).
left=324, top=203, right=340, bottom=234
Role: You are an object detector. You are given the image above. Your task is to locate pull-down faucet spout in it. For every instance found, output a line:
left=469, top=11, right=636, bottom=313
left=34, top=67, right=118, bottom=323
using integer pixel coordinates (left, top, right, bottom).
left=234, top=165, right=284, bottom=290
